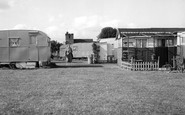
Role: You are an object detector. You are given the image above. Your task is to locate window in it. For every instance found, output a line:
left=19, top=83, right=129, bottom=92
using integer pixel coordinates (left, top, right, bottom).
left=157, top=39, right=164, bottom=47
left=157, top=39, right=174, bottom=47
left=29, top=35, right=37, bottom=44
left=29, top=31, right=38, bottom=45
left=136, top=39, right=147, bottom=48
left=166, top=39, right=174, bottom=46
left=123, top=42, right=134, bottom=47
left=9, top=38, right=20, bottom=47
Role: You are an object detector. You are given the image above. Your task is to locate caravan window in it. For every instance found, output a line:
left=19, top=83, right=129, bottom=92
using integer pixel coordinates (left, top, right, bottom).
left=29, top=35, right=37, bottom=44
left=9, top=38, right=20, bottom=47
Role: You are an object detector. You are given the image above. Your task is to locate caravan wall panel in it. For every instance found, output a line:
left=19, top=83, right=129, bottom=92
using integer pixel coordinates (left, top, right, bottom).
left=10, top=47, right=29, bottom=62
left=0, top=48, right=9, bottom=62
left=0, top=31, right=8, bottom=47
left=0, top=30, right=51, bottom=63
left=38, top=47, right=50, bottom=61
left=37, top=34, right=48, bottom=46
left=72, top=43, right=93, bottom=58
left=29, top=46, right=38, bottom=61
left=9, top=30, right=29, bottom=46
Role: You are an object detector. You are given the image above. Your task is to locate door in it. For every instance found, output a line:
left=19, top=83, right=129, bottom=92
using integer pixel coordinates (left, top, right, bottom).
left=155, top=47, right=168, bottom=67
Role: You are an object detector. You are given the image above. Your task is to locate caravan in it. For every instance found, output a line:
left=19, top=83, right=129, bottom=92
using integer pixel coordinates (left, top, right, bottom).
left=0, top=30, right=51, bottom=68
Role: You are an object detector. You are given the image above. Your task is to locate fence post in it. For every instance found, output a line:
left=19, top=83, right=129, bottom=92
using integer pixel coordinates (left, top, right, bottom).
left=172, top=56, right=175, bottom=69
left=131, top=57, right=133, bottom=71
left=157, top=56, right=160, bottom=70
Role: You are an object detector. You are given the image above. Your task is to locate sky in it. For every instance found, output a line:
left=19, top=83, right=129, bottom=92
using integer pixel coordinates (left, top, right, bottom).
left=0, top=0, right=185, bottom=43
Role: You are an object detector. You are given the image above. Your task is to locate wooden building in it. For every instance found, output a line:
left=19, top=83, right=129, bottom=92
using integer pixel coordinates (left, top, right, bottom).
left=116, top=28, right=185, bottom=70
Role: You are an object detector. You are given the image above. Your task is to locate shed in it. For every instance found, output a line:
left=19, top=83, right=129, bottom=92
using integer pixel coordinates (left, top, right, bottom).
left=116, top=28, right=185, bottom=68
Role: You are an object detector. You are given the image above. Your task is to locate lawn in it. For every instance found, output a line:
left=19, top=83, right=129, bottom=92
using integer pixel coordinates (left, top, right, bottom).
left=0, top=63, right=185, bottom=115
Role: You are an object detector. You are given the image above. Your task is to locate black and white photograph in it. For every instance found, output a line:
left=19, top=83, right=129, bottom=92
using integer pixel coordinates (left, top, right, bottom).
left=0, top=0, right=185, bottom=114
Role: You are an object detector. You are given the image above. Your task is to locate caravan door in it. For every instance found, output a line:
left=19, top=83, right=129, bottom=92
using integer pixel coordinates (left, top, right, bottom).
left=28, top=35, right=38, bottom=61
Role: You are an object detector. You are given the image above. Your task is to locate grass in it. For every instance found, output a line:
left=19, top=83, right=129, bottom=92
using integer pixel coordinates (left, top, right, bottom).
left=0, top=63, right=185, bottom=115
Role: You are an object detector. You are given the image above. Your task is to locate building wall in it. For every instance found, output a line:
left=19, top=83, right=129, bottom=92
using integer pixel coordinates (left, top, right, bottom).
left=177, top=32, right=185, bottom=58
left=99, top=43, right=108, bottom=61
left=99, top=38, right=117, bottom=60
left=117, top=47, right=122, bottom=66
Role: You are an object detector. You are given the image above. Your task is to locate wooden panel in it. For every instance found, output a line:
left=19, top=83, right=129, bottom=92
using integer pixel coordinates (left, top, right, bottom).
left=38, top=47, right=50, bottom=61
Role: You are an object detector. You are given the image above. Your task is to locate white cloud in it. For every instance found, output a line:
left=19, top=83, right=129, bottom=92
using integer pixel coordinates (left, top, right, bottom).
left=48, top=16, right=55, bottom=22
left=71, top=15, right=120, bottom=39
left=13, top=24, right=38, bottom=30
left=73, top=15, right=100, bottom=29
left=58, top=14, right=63, bottom=18
left=45, top=26, right=58, bottom=36
left=8, top=0, right=15, bottom=7
left=13, top=24, right=28, bottom=29
left=44, top=25, right=66, bottom=42
left=127, top=23, right=137, bottom=28
left=73, top=16, right=87, bottom=28
left=100, top=19, right=120, bottom=28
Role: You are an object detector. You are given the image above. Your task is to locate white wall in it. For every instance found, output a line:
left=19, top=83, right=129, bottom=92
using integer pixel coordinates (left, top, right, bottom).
left=177, top=32, right=185, bottom=46
left=99, top=38, right=115, bottom=44
left=99, top=43, right=108, bottom=61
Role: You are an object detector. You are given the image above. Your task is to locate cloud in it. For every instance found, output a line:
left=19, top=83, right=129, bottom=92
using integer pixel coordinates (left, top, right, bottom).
left=0, top=0, right=11, bottom=10
left=13, top=24, right=28, bottom=29
left=48, top=16, right=55, bottom=22
left=127, top=23, right=137, bottom=28
left=73, top=15, right=100, bottom=29
left=13, top=24, right=38, bottom=30
left=100, top=19, right=120, bottom=28
left=44, top=25, right=66, bottom=42
left=48, top=14, right=64, bottom=24
left=45, top=26, right=58, bottom=36
left=70, top=15, right=120, bottom=39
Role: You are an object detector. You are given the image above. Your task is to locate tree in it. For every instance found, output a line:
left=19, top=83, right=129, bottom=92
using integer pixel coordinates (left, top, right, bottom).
left=50, top=40, right=62, bottom=54
left=92, top=42, right=100, bottom=63
left=97, top=27, right=117, bottom=39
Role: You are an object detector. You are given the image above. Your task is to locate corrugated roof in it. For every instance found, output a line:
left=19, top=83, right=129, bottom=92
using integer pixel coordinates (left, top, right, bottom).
left=118, top=28, right=185, bottom=33
left=117, top=28, right=185, bottom=38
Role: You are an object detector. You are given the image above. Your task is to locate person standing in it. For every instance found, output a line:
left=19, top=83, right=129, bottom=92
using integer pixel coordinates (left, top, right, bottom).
left=65, top=44, right=73, bottom=63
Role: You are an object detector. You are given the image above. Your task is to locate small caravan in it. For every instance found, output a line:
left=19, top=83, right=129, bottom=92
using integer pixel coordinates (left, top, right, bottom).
left=0, top=30, right=51, bottom=68
left=59, top=43, right=93, bottom=59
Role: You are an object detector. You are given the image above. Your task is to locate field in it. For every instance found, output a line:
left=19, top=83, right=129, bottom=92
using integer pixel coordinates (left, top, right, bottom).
left=0, top=62, right=185, bottom=115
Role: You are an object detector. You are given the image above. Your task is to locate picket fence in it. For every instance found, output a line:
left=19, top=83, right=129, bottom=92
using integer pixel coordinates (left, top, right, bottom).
left=121, top=61, right=159, bottom=71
